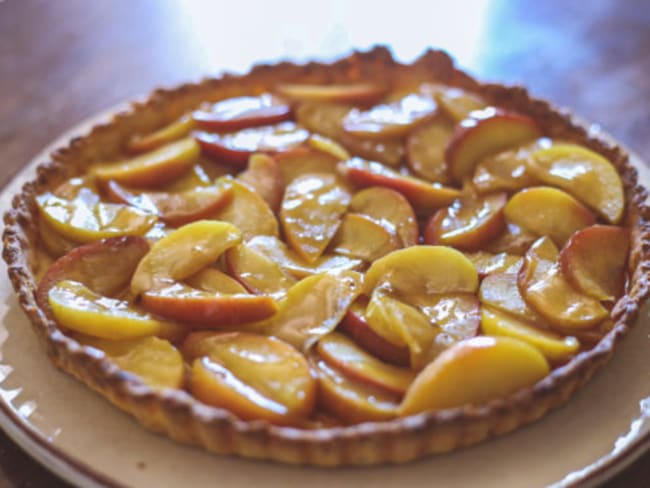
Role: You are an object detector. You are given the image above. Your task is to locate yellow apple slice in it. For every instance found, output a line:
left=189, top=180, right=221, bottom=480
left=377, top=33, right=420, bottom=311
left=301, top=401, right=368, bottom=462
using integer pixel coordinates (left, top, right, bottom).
left=185, top=267, right=248, bottom=294
left=481, top=307, right=579, bottom=364
left=131, top=220, right=242, bottom=295
left=53, top=177, right=100, bottom=202
left=485, top=222, right=539, bottom=255
left=113, top=337, right=185, bottom=389
left=213, top=176, right=279, bottom=239
left=37, top=193, right=157, bottom=244
left=273, top=146, right=341, bottom=187
left=560, top=225, right=629, bottom=301
left=317, top=332, right=415, bottom=395
left=479, top=271, right=548, bottom=325
left=225, top=242, right=297, bottom=296
left=161, top=163, right=213, bottom=192
left=237, top=153, right=283, bottom=212
left=349, top=187, right=418, bottom=247
left=399, top=336, right=549, bottom=414
left=39, top=218, right=77, bottom=258
left=188, top=332, right=316, bottom=425
left=49, top=280, right=182, bottom=340
left=275, top=82, right=387, bottom=104
left=307, top=133, right=351, bottom=161
left=465, top=251, right=522, bottom=278
left=92, top=137, right=199, bottom=187
left=338, top=158, right=460, bottom=212
left=406, top=116, right=455, bottom=184
left=280, top=173, right=351, bottom=263
left=127, top=115, right=197, bottom=153
left=528, top=143, right=625, bottom=224
left=423, top=84, right=487, bottom=122
left=364, top=246, right=479, bottom=297
left=446, top=108, right=543, bottom=184
left=329, top=213, right=400, bottom=262
left=518, top=236, right=608, bottom=329
left=504, top=186, right=596, bottom=247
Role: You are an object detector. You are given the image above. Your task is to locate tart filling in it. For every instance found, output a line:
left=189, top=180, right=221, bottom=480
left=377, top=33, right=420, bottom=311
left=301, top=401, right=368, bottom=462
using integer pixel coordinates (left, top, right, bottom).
left=3, top=47, right=650, bottom=466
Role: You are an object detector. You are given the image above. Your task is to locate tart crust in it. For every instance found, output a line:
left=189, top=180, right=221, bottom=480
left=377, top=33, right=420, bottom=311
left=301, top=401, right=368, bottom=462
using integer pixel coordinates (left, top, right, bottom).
left=3, top=46, right=650, bottom=466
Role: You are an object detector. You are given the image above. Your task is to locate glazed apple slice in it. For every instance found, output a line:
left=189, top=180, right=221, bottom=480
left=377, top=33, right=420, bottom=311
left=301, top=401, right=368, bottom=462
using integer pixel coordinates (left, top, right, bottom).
left=313, top=357, right=399, bottom=423
left=212, top=176, right=279, bottom=239
left=481, top=307, right=579, bottom=364
left=195, top=122, right=309, bottom=168
left=364, top=246, right=479, bottom=297
left=406, top=116, right=455, bottom=184
left=185, top=267, right=248, bottom=295
left=36, top=193, right=157, bottom=244
left=161, top=163, right=213, bottom=192
left=349, top=187, right=418, bottom=247
left=131, top=220, right=242, bottom=295
left=317, top=332, right=415, bottom=395
left=53, top=176, right=100, bottom=202
left=92, top=137, right=199, bottom=187
left=272, top=146, right=340, bottom=188
left=338, top=158, right=460, bottom=212
left=484, top=222, right=538, bottom=255
left=39, top=218, right=77, bottom=258
left=518, top=236, right=608, bottom=330
left=225, top=242, right=297, bottom=296
left=49, top=280, right=182, bottom=340
left=307, top=133, right=351, bottom=161
left=560, top=225, right=629, bottom=301
left=446, top=108, right=543, bottom=183
left=504, top=186, right=596, bottom=247
left=423, top=192, right=507, bottom=251
left=465, top=251, right=522, bottom=278
left=479, top=271, right=548, bottom=325
left=236, top=153, right=283, bottom=212
left=187, top=332, right=316, bottom=425
left=280, top=173, right=351, bottom=263
left=342, top=93, right=437, bottom=139
left=275, top=82, right=387, bottom=104
left=398, top=336, right=549, bottom=414
left=329, top=213, right=400, bottom=262
left=431, top=85, right=487, bottom=122
left=127, top=115, right=197, bottom=153
left=141, top=283, right=277, bottom=326
left=105, top=180, right=233, bottom=227
left=527, top=143, right=625, bottom=224
left=192, top=94, right=292, bottom=131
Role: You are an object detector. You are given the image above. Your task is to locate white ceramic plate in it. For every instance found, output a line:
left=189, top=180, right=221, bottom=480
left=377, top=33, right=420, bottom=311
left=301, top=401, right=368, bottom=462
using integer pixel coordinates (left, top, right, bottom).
left=1, top=107, right=649, bottom=488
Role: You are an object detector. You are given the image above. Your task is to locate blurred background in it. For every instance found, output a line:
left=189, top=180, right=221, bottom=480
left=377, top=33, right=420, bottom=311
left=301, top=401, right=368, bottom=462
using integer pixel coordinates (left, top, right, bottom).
left=0, top=0, right=649, bottom=485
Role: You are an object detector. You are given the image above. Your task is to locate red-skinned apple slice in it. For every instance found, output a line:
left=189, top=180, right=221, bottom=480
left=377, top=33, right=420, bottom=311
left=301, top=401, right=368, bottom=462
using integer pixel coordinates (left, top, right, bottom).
left=406, top=116, right=455, bottom=184
left=275, top=82, right=387, bottom=105
left=192, top=94, right=292, bottom=131
left=338, top=158, right=460, bottom=212
left=559, top=225, right=629, bottom=301
left=195, top=122, right=309, bottom=168
left=236, top=153, right=283, bottom=212
left=518, top=236, right=608, bottom=330
left=423, top=192, right=507, bottom=251
left=446, top=108, right=543, bottom=183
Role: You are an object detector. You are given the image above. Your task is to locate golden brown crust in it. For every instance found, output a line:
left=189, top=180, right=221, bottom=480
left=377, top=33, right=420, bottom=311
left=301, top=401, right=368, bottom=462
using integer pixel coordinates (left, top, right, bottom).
left=3, top=46, right=650, bottom=465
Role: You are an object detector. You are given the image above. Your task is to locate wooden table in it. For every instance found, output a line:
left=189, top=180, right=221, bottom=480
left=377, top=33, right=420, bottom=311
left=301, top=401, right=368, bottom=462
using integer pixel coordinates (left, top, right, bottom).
left=0, top=0, right=648, bottom=485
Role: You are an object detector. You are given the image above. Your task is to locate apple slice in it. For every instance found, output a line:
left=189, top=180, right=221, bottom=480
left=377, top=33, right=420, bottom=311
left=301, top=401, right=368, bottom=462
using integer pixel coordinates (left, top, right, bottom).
left=213, top=176, right=279, bottom=239
left=423, top=192, right=507, bottom=251
left=481, top=307, right=579, bottom=364
left=39, top=218, right=77, bottom=258
left=141, top=282, right=277, bottom=326
left=188, top=332, right=316, bottom=425
left=225, top=242, right=297, bottom=296
left=339, top=298, right=410, bottom=366
left=236, top=153, right=283, bottom=212
left=528, top=143, right=625, bottom=224
left=484, top=223, right=538, bottom=255
left=105, top=180, right=233, bottom=227
left=275, top=82, right=387, bottom=104
left=317, top=332, right=415, bottom=395
left=406, top=116, right=455, bottom=184
left=49, top=280, right=182, bottom=340
left=184, top=267, right=248, bottom=294
left=53, top=177, right=100, bottom=202
left=465, top=251, right=522, bottom=278
left=398, top=336, right=549, bottom=414
left=329, top=213, right=400, bottom=262
left=338, top=158, right=460, bottom=212
left=280, top=173, right=351, bottom=263
left=560, top=225, right=629, bottom=301
left=518, top=236, right=608, bottom=329
left=349, top=187, right=418, bottom=247
left=36, top=193, right=157, bottom=244
left=313, top=357, right=399, bottom=423
left=307, top=133, right=351, bottom=161
left=92, top=137, right=199, bottom=187
left=431, top=85, right=487, bottom=122
left=131, top=220, right=242, bottom=295
left=195, top=122, right=309, bottom=168
left=36, top=235, right=149, bottom=315
left=364, top=246, right=479, bottom=297
left=342, top=93, right=437, bottom=140
left=272, top=146, right=340, bottom=188
left=479, top=271, right=548, bottom=325
left=127, top=115, right=197, bottom=153
left=504, top=186, right=596, bottom=247
left=446, top=108, right=543, bottom=184
left=192, top=94, right=292, bottom=131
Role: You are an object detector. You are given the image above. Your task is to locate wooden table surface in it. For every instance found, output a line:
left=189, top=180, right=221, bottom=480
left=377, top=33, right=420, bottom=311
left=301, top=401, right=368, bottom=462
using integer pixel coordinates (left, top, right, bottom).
left=0, top=0, right=649, bottom=486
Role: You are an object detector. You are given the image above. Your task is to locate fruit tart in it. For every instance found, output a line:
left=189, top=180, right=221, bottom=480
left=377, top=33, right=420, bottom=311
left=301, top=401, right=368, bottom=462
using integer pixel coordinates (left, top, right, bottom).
left=3, top=47, right=650, bottom=466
